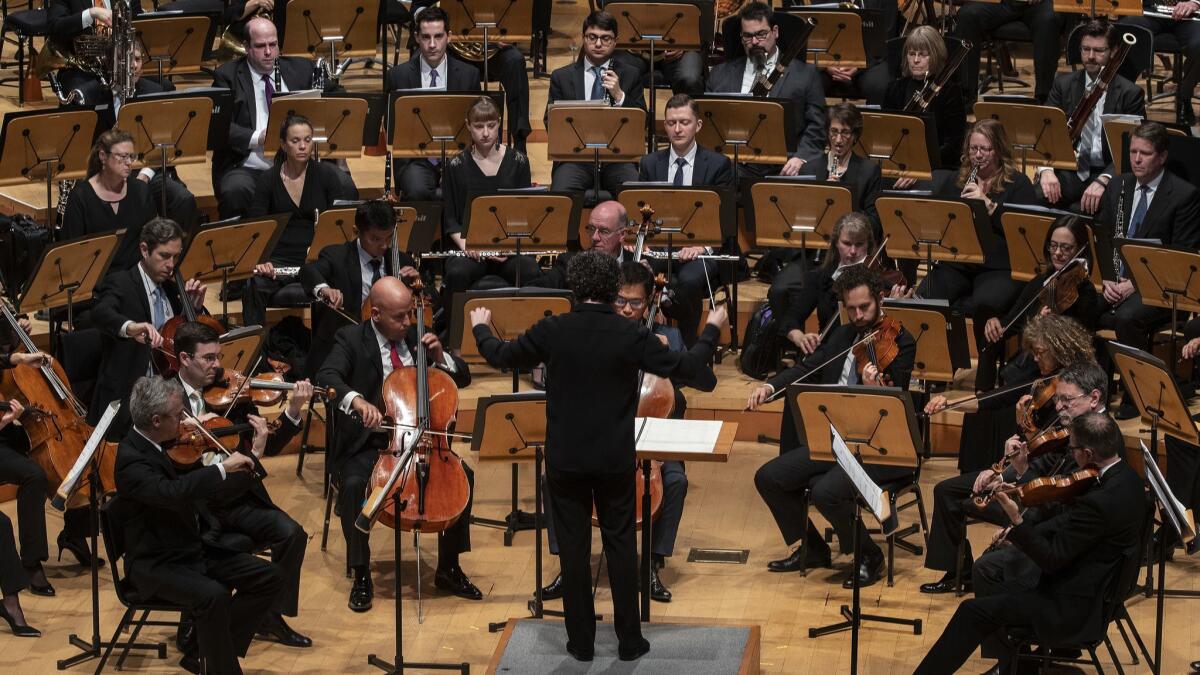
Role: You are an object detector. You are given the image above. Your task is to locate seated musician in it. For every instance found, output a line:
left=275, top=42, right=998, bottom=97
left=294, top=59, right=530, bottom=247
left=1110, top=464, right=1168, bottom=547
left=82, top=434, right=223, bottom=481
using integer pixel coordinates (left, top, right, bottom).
left=1036, top=19, right=1146, bottom=213
left=114, top=376, right=281, bottom=675
left=1164, top=321, right=1200, bottom=557
left=705, top=1, right=826, bottom=177
left=1119, top=2, right=1200, bottom=124
left=315, top=277, right=477, bottom=612
left=62, top=129, right=158, bottom=274
left=546, top=10, right=645, bottom=196
left=223, top=0, right=286, bottom=46
left=973, top=215, right=1101, bottom=393
left=1094, top=121, right=1200, bottom=418
left=917, top=119, right=1035, bottom=326
left=243, top=114, right=355, bottom=328
left=46, top=0, right=144, bottom=104
left=441, top=96, right=539, bottom=312
left=300, top=200, right=417, bottom=378
left=914, top=413, right=1145, bottom=675
left=169, top=321, right=314, bottom=648
left=950, top=0, right=1065, bottom=104
left=89, top=218, right=208, bottom=434
left=883, top=25, right=967, bottom=173
left=917, top=360, right=1108, bottom=595
left=746, top=265, right=916, bottom=588
left=0, top=507, right=39, bottom=637
left=539, top=261, right=710, bottom=604
left=592, top=0, right=705, bottom=97
left=816, top=0, right=894, bottom=106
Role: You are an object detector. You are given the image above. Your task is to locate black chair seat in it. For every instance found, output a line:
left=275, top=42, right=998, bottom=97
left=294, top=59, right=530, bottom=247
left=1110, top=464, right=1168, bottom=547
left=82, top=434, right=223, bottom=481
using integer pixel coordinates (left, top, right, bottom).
left=3, top=9, right=48, bottom=35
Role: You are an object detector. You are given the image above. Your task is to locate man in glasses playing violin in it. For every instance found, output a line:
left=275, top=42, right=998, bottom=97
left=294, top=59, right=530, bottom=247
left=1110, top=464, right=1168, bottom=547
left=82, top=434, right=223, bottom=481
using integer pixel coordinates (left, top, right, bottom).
left=167, top=321, right=315, bottom=650
left=746, top=264, right=915, bottom=588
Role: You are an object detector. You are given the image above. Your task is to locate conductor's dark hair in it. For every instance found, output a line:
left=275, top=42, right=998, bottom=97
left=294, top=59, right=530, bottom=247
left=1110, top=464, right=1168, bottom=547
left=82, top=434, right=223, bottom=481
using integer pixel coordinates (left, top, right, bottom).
left=1058, top=361, right=1107, bottom=401
left=1070, top=412, right=1122, bottom=460
left=356, top=200, right=396, bottom=233
left=831, top=263, right=885, bottom=299
left=139, top=217, right=185, bottom=252
left=415, top=6, right=450, bottom=32
left=1077, top=18, right=1115, bottom=47
left=567, top=250, right=620, bottom=304
left=583, top=10, right=618, bottom=36
left=174, top=321, right=221, bottom=359
left=1133, top=121, right=1170, bottom=154
left=1042, top=214, right=1093, bottom=273
left=739, top=1, right=775, bottom=26
left=619, top=260, right=655, bottom=299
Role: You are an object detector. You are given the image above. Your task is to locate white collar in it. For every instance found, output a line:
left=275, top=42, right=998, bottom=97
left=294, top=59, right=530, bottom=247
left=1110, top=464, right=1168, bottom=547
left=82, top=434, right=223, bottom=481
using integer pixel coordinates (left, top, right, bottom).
left=584, top=57, right=612, bottom=72
left=137, top=262, right=159, bottom=295
left=357, top=240, right=380, bottom=268
left=670, top=142, right=698, bottom=166
left=134, top=427, right=163, bottom=454
left=1098, top=458, right=1120, bottom=477
left=1137, top=170, right=1165, bottom=192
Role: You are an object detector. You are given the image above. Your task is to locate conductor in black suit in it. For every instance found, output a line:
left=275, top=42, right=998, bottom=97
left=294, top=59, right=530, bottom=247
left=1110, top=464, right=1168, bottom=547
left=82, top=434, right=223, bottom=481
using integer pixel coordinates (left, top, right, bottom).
left=299, top=200, right=417, bottom=378
left=1036, top=20, right=1147, bottom=213
left=114, top=376, right=281, bottom=674
left=315, top=277, right=476, bottom=614
left=914, top=413, right=1146, bottom=674
left=384, top=7, right=483, bottom=200
left=705, top=2, right=827, bottom=177
left=471, top=251, right=727, bottom=662
left=546, top=10, right=645, bottom=198
left=747, top=265, right=916, bottom=589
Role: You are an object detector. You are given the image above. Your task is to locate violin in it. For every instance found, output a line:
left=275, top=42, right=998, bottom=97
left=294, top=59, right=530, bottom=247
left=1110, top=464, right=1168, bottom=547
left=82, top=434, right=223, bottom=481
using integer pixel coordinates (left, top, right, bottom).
left=167, top=416, right=275, bottom=475
left=1046, top=260, right=1088, bottom=314
left=864, top=238, right=908, bottom=291
left=1017, top=376, right=1058, bottom=437
left=975, top=467, right=1100, bottom=508
left=852, top=316, right=902, bottom=385
left=155, top=268, right=225, bottom=375
left=202, top=369, right=332, bottom=411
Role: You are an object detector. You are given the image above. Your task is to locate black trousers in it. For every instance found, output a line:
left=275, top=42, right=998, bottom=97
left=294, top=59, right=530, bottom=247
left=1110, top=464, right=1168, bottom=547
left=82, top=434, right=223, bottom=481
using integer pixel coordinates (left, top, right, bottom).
left=1120, top=16, right=1200, bottom=107
left=616, top=49, right=706, bottom=97
left=951, top=0, right=1065, bottom=102
left=923, top=471, right=1008, bottom=573
left=146, top=172, right=200, bottom=229
left=0, top=512, right=29, bottom=597
left=216, top=167, right=266, bottom=220
left=913, top=593, right=1038, bottom=674
left=549, top=162, right=638, bottom=200
left=652, top=257, right=716, bottom=347
left=0, top=444, right=48, bottom=567
left=1099, top=291, right=1168, bottom=352
left=241, top=278, right=308, bottom=329
left=819, top=60, right=891, bottom=105
left=546, top=466, right=644, bottom=654
left=214, top=500, right=307, bottom=617
left=918, top=263, right=1023, bottom=319
left=973, top=544, right=1040, bottom=600
left=1033, top=166, right=1104, bottom=212
left=147, top=550, right=282, bottom=675
left=337, top=448, right=474, bottom=571
left=1164, top=435, right=1200, bottom=512
left=394, top=159, right=440, bottom=202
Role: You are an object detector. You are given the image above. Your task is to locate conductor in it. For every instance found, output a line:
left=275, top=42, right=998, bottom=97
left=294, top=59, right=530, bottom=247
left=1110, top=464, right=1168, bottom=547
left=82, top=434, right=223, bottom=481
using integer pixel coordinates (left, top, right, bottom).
left=470, top=251, right=727, bottom=662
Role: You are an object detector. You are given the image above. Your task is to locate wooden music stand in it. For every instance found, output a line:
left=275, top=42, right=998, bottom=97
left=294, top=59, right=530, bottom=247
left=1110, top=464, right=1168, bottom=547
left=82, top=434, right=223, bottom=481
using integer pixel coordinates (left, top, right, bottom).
left=1000, top=204, right=1102, bottom=289
left=973, top=102, right=1077, bottom=171
left=877, top=195, right=994, bottom=294
left=178, top=215, right=288, bottom=323
left=464, top=193, right=575, bottom=267
left=281, top=0, right=380, bottom=65
left=307, top=206, right=359, bottom=262
left=617, top=187, right=725, bottom=250
left=1108, top=342, right=1200, bottom=451
left=694, top=95, right=793, bottom=181
left=18, top=231, right=123, bottom=331
left=1104, top=116, right=1187, bottom=175
left=219, top=325, right=266, bottom=372
left=1118, top=240, right=1200, bottom=366
left=788, top=10, right=869, bottom=68
left=117, top=96, right=212, bottom=216
left=0, top=108, right=98, bottom=227
left=133, top=14, right=211, bottom=80
left=1052, top=0, right=1147, bottom=16
left=442, top=0, right=533, bottom=91
left=391, top=91, right=504, bottom=162
left=546, top=102, right=647, bottom=194
left=749, top=179, right=854, bottom=248
left=859, top=111, right=935, bottom=181
left=265, top=93, right=369, bottom=161
left=454, top=289, right=573, bottom=364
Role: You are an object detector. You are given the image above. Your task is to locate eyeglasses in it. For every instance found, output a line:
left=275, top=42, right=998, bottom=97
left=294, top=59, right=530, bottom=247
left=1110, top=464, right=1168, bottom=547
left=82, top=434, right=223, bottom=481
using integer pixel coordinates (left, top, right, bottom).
left=829, top=128, right=855, bottom=139
left=1053, top=392, right=1088, bottom=406
left=583, top=33, right=615, bottom=45
left=1047, top=242, right=1078, bottom=253
left=108, top=152, right=137, bottom=163
left=741, top=29, right=772, bottom=43
left=585, top=224, right=620, bottom=236
left=614, top=297, right=645, bottom=310
left=968, top=146, right=994, bottom=155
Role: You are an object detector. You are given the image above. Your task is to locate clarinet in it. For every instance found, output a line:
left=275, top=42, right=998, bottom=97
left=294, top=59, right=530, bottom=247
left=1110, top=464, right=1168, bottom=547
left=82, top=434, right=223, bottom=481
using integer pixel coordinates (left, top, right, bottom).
left=273, top=56, right=282, bottom=92
left=1113, top=175, right=1126, bottom=277
left=828, top=148, right=846, bottom=181
left=601, top=67, right=612, bottom=105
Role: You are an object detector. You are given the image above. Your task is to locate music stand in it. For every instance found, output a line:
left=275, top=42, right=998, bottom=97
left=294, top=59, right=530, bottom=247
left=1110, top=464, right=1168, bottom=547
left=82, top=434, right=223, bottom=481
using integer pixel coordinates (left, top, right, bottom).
left=787, top=9, right=871, bottom=68
left=17, top=231, right=122, bottom=334
left=1118, top=240, right=1200, bottom=367
left=133, top=14, right=211, bottom=81
left=694, top=95, right=794, bottom=183
left=1052, top=0, right=1145, bottom=16
left=787, top=386, right=922, bottom=674
left=390, top=90, right=506, bottom=185
left=117, top=96, right=212, bottom=216
left=877, top=195, right=994, bottom=299
left=177, top=215, right=288, bottom=324
left=265, top=93, right=369, bottom=162
left=546, top=102, right=647, bottom=196
left=306, top=206, right=359, bottom=261
left=219, top=325, right=266, bottom=374
left=442, top=0, right=533, bottom=92
left=281, top=0, right=380, bottom=76
left=973, top=102, right=1077, bottom=172
left=859, top=111, right=936, bottom=181
left=1000, top=204, right=1102, bottom=288
left=606, top=1, right=708, bottom=150
left=0, top=108, right=98, bottom=228
left=748, top=177, right=854, bottom=275
left=462, top=192, right=576, bottom=285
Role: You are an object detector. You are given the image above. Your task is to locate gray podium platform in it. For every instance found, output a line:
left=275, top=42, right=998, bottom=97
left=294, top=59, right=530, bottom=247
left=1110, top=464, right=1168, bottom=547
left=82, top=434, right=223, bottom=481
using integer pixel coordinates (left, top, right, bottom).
left=486, top=618, right=761, bottom=674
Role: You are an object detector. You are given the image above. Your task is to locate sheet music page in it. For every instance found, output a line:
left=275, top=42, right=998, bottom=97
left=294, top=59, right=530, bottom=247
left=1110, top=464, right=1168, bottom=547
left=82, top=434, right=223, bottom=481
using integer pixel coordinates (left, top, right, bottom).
left=830, top=424, right=895, bottom=535
left=1142, top=442, right=1197, bottom=544
left=633, top=418, right=723, bottom=455
left=53, top=401, right=120, bottom=510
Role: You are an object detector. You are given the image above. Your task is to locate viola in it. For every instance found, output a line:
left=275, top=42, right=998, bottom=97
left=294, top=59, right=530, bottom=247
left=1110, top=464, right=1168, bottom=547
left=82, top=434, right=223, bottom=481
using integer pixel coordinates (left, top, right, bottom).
left=167, top=416, right=277, bottom=474
left=852, top=316, right=902, bottom=384
left=977, top=467, right=1100, bottom=508
left=1046, top=260, right=1088, bottom=314
left=202, top=369, right=332, bottom=411
left=864, top=238, right=908, bottom=291
left=154, top=268, right=225, bottom=375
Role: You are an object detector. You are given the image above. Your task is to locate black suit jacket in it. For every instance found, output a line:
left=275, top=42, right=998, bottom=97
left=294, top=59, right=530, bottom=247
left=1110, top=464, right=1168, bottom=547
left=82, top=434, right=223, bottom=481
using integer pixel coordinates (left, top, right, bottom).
left=1046, top=71, right=1145, bottom=176
left=472, top=303, right=718, bottom=474
left=801, top=154, right=882, bottom=228
left=210, top=56, right=316, bottom=177
left=547, top=57, right=647, bottom=113
left=637, top=145, right=733, bottom=187
left=706, top=57, right=826, bottom=162
left=766, top=321, right=917, bottom=393
left=49, top=0, right=143, bottom=46
left=1095, top=170, right=1200, bottom=278
left=385, top=56, right=481, bottom=92
left=315, top=320, right=471, bottom=470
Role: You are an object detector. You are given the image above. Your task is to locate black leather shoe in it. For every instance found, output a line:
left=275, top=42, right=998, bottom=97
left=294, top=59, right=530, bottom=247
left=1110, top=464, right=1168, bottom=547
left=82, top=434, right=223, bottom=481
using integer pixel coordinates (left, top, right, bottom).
left=1188, top=659, right=1199, bottom=673
left=257, top=614, right=312, bottom=648
left=619, top=638, right=651, bottom=661
left=766, top=545, right=832, bottom=572
left=57, top=532, right=102, bottom=568
left=348, top=574, right=373, bottom=612
left=649, top=567, right=672, bottom=603
left=842, top=551, right=885, bottom=589
left=0, top=604, right=40, bottom=637
left=24, top=566, right=55, bottom=597
left=919, top=571, right=971, bottom=594
left=566, top=641, right=593, bottom=661
left=539, top=573, right=564, bottom=600
left=434, top=566, right=482, bottom=600
left=179, top=655, right=202, bottom=674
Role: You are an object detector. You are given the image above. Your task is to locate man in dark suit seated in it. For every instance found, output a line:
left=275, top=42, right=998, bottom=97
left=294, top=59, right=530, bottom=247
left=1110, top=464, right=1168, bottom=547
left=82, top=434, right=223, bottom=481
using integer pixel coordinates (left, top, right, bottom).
left=913, top=412, right=1146, bottom=675
left=89, top=218, right=208, bottom=436
left=315, top=276, right=476, bottom=613
left=951, top=0, right=1065, bottom=104
left=47, top=0, right=144, bottom=105
left=1035, top=19, right=1146, bottom=213
left=300, top=200, right=417, bottom=378
left=746, top=265, right=916, bottom=589
left=546, top=10, right=645, bottom=197
left=114, top=376, right=281, bottom=675
left=704, top=1, right=826, bottom=177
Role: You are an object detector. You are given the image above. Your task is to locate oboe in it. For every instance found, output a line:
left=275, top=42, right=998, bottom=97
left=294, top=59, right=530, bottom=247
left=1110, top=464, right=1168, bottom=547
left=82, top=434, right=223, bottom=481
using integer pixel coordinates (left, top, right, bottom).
left=828, top=148, right=847, bottom=181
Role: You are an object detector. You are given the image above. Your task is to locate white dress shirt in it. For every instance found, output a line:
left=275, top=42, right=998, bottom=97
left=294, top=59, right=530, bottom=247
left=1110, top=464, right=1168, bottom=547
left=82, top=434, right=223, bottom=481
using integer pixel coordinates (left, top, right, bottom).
left=422, top=56, right=449, bottom=89
left=313, top=241, right=383, bottom=303
left=582, top=58, right=624, bottom=106
left=119, top=263, right=175, bottom=343
left=79, top=0, right=110, bottom=28
left=339, top=321, right=458, bottom=413
left=136, top=426, right=226, bottom=479
left=741, top=49, right=779, bottom=94
left=667, top=142, right=698, bottom=186
left=243, top=63, right=289, bottom=171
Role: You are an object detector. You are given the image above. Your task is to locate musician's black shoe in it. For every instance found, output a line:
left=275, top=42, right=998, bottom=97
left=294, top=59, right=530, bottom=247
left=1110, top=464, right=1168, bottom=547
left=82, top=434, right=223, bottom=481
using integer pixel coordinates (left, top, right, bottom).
left=348, top=573, right=373, bottom=612
left=1188, top=659, right=1199, bottom=673
left=24, top=565, right=55, bottom=597
left=1114, top=403, right=1139, bottom=421
left=919, top=571, right=971, bottom=594
left=178, top=655, right=202, bottom=675
left=619, top=638, right=651, bottom=661
left=256, top=614, right=312, bottom=648
left=1179, top=100, right=1197, bottom=126
left=539, top=573, right=564, bottom=600
left=649, top=566, right=672, bottom=603
left=434, top=566, right=482, bottom=600
left=176, top=618, right=196, bottom=655
left=566, top=641, right=593, bottom=662
left=842, top=550, right=885, bottom=589
left=57, top=532, right=102, bottom=567
left=766, top=545, right=831, bottom=573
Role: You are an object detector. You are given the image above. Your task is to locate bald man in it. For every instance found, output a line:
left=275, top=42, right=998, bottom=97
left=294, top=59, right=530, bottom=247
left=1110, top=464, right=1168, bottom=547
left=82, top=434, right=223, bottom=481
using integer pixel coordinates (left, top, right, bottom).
left=315, top=277, right=476, bottom=612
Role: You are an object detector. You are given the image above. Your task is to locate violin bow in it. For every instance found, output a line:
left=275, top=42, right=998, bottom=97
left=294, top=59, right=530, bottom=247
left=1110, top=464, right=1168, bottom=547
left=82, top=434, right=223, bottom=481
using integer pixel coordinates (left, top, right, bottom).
left=924, top=374, right=1059, bottom=417
left=221, top=354, right=264, bottom=420
left=988, top=257, right=1088, bottom=347
left=754, top=328, right=883, bottom=408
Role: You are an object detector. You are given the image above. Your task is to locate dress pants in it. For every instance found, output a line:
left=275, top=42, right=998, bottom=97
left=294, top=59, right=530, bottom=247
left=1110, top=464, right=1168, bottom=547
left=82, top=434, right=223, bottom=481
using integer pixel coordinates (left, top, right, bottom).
left=550, top=162, right=638, bottom=200
left=1099, top=291, right=1168, bottom=352
left=1164, top=435, right=1200, bottom=512
left=653, top=258, right=716, bottom=347
left=918, top=263, right=1022, bottom=319
left=616, top=49, right=706, bottom=97
left=241, top=278, right=309, bottom=328
left=217, top=167, right=266, bottom=220
left=924, top=471, right=1009, bottom=573
left=951, top=0, right=1065, bottom=102
left=146, top=173, right=200, bottom=229
left=546, top=466, right=645, bottom=654
left=1120, top=16, right=1200, bottom=110
left=393, top=159, right=440, bottom=201
left=0, top=443, right=49, bottom=567
left=214, top=500, right=307, bottom=617
left=337, top=448, right=474, bottom=571
left=819, top=61, right=891, bottom=105
left=913, top=593, right=1040, bottom=674
left=147, top=550, right=282, bottom=675
left=1034, top=166, right=1103, bottom=212
left=973, top=544, right=1040, bottom=599
left=0, top=512, right=30, bottom=597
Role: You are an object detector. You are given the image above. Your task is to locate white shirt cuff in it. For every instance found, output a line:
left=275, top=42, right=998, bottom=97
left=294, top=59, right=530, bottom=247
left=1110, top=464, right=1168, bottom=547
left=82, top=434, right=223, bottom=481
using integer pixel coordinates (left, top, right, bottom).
left=340, top=391, right=362, bottom=415
left=251, top=128, right=265, bottom=149
left=613, top=94, right=625, bottom=107
left=138, top=167, right=156, bottom=181
left=313, top=283, right=330, bottom=297
left=283, top=409, right=302, bottom=426
left=215, top=463, right=227, bottom=480
left=81, top=9, right=94, bottom=29
left=440, top=351, right=457, bottom=373
left=119, top=320, right=133, bottom=339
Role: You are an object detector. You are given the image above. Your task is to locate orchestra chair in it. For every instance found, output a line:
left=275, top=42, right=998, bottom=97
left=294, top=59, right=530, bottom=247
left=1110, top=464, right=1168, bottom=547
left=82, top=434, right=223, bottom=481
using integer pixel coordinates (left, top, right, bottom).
left=0, top=0, right=48, bottom=106
left=96, top=495, right=190, bottom=674
left=1133, top=24, right=1195, bottom=107
left=379, top=0, right=413, bottom=67
left=978, top=21, right=1032, bottom=96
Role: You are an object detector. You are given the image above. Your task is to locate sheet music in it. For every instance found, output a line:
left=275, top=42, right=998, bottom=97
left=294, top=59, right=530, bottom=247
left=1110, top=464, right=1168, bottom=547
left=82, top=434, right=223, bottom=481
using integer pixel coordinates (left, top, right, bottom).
left=830, top=424, right=896, bottom=535
left=633, top=417, right=723, bottom=455
left=52, top=401, right=119, bottom=511
left=1142, top=442, right=1197, bottom=545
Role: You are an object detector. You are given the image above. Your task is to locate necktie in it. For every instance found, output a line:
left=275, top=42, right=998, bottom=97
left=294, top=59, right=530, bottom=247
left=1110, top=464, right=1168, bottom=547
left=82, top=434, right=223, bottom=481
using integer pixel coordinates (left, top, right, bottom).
left=388, top=341, right=405, bottom=370
left=673, top=156, right=688, bottom=187
left=1128, top=184, right=1150, bottom=240
left=189, top=391, right=204, bottom=416
left=1078, top=82, right=1102, bottom=180
left=151, top=287, right=167, bottom=330
left=263, top=73, right=274, bottom=109
left=429, top=68, right=439, bottom=89
left=369, top=258, right=383, bottom=285
left=590, top=65, right=605, bottom=101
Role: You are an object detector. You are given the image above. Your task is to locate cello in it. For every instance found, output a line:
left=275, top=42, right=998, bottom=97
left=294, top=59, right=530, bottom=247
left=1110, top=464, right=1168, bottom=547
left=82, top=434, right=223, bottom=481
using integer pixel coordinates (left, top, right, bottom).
left=154, top=267, right=224, bottom=375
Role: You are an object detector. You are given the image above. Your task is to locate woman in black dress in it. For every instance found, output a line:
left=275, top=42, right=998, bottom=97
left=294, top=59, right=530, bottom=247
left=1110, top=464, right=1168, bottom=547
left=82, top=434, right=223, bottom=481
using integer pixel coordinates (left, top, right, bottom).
left=441, top=97, right=537, bottom=308
left=243, top=114, right=354, bottom=327
left=62, top=129, right=158, bottom=273
left=884, top=25, right=967, bottom=178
